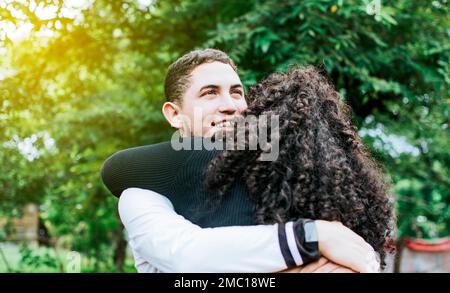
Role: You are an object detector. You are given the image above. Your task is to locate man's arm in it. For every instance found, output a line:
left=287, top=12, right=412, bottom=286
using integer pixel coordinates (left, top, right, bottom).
left=119, top=188, right=379, bottom=273
left=101, top=142, right=186, bottom=197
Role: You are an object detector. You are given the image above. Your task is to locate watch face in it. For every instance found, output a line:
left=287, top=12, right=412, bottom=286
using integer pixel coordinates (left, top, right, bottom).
left=304, top=221, right=318, bottom=243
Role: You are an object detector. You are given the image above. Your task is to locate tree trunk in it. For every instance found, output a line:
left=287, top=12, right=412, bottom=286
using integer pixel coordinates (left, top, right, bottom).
left=113, top=224, right=127, bottom=273
left=394, top=238, right=404, bottom=273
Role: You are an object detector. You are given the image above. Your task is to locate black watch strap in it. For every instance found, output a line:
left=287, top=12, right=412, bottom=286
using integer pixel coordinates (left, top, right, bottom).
left=293, top=219, right=321, bottom=265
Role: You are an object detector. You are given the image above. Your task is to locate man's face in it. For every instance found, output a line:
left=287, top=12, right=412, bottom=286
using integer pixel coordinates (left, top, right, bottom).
left=179, top=61, right=248, bottom=137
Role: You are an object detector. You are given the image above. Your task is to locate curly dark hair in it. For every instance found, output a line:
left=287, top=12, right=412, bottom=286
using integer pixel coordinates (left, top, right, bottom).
left=205, top=66, right=395, bottom=267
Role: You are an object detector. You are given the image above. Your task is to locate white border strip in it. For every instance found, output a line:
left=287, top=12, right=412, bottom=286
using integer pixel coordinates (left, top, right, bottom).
left=285, top=221, right=303, bottom=266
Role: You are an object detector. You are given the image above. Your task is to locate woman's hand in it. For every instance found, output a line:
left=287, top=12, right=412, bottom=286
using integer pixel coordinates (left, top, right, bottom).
left=280, top=257, right=356, bottom=273
left=314, top=220, right=380, bottom=273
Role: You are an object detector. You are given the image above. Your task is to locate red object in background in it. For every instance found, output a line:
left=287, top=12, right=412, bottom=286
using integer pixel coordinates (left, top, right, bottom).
left=404, top=237, right=450, bottom=252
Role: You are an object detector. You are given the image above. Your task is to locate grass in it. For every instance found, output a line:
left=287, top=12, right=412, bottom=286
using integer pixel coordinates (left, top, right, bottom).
left=0, top=242, right=137, bottom=273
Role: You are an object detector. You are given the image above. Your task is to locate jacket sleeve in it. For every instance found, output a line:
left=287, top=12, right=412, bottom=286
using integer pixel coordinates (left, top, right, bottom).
left=118, top=188, right=306, bottom=273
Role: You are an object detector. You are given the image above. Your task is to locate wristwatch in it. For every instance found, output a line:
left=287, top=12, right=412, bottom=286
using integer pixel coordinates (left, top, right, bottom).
left=293, top=218, right=321, bottom=265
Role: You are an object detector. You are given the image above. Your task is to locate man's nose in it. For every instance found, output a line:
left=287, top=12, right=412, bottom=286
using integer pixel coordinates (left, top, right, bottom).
left=218, top=94, right=238, bottom=115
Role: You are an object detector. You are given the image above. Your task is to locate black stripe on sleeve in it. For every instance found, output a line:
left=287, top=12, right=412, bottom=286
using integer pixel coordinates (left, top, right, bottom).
left=277, top=223, right=297, bottom=268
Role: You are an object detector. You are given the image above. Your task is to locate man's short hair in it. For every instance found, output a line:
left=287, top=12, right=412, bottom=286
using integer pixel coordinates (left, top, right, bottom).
left=164, top=48, right=237, bottom=103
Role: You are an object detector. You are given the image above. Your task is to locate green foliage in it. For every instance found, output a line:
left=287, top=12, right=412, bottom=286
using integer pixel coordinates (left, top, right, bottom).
left=0, top=0, right=448, bottom=271
left=370, top=95, right=449, bottom=238
left=19, top=245, right=59, bottom=271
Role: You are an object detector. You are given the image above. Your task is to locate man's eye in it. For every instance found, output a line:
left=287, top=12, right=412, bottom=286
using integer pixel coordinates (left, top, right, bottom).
left=231, top=90, right=243, bottom=97
left=201, top=90, right=217, bottom=97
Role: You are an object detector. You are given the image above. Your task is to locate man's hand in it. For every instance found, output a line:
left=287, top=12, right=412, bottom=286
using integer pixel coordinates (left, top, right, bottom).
left=280, top=257, right=356, bottom=273
left=314, top=220, right=380, bottom=273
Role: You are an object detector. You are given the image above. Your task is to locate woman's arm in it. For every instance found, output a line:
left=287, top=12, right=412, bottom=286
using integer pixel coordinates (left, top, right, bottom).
left=119, top=188, right=310, bottom=273
left=119, top=188, right=378, bottom=273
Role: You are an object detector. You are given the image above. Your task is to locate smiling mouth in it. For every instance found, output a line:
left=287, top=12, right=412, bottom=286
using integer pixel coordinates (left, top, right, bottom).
left=211, top=120, right=233, bottom=128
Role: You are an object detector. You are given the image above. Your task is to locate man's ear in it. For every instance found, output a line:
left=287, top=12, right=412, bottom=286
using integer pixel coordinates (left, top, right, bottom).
left=162, top=101, right=183, bottom=129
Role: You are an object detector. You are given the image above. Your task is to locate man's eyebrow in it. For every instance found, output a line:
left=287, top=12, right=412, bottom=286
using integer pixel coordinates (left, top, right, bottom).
left=198, top=84, right=243, bottom=93
left=199, top=85, right=220, bottom=92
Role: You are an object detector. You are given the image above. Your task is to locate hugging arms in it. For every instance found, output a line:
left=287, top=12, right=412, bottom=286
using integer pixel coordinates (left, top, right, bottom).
left=101, top=138, right=381, bottom=273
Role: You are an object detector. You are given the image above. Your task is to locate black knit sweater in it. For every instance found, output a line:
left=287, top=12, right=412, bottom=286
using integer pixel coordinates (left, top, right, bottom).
left=101, top=137, right=322, bottom=267
left=101, top=137, right=256, bottom=228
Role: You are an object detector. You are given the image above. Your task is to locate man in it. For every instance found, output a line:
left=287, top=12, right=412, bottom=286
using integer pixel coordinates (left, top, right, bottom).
left=101, top=49, right=379, bottom=273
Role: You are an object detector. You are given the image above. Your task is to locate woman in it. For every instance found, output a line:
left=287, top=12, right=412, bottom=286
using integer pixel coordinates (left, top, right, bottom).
left=205, top=66, right=395, bottom=267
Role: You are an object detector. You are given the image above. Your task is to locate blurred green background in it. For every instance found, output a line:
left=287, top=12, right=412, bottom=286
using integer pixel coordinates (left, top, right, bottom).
left=0, top=0, right=448, bottom=272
